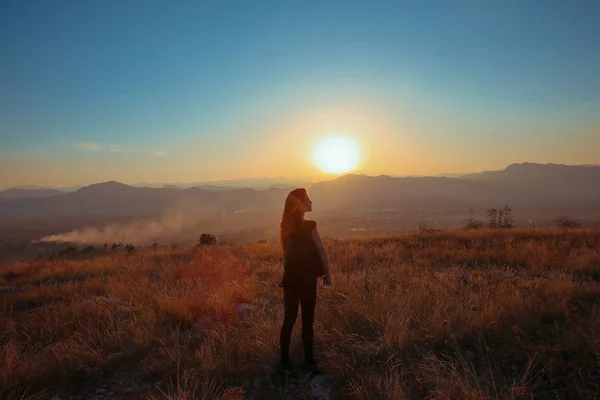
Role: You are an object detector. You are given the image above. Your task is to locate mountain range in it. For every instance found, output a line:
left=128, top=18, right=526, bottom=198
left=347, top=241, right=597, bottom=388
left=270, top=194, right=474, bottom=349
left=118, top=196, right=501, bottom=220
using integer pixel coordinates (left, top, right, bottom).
left=0, top=188, right=66, bottom=200
left=0, top=177, right=311, bottom=194
left=1, top=163, right=599, bottom=218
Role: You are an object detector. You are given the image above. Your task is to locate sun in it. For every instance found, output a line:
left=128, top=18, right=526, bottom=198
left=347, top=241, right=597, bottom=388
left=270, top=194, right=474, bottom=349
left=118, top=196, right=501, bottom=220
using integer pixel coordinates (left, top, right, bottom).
left=313, top=136, right=360, bottom=174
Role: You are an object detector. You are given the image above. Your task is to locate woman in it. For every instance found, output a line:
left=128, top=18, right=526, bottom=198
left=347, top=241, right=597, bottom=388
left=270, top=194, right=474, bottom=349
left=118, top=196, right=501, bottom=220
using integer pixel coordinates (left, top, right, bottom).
left=279, top=188, right=332, bottom=375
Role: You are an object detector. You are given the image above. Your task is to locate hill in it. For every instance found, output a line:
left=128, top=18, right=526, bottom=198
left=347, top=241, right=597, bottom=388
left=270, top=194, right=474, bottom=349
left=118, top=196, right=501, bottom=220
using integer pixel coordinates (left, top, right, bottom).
left=0, top=182, right=287, bottom=218
left=0, top=187, right=64, bottom=200
left=462, top=162, right=600, bottom=199
left=307, top=162, right=600, bottom=211
left=2, top=228, right=600, bottom=399
left=2, top=163, right=600, bottom=220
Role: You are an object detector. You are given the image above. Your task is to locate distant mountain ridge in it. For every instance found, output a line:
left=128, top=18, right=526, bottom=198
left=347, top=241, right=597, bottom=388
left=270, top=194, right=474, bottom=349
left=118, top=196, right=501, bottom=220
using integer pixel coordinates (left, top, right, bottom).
left=461, top=163, right=600, bottom=198
left=307, top=162, right=600, bottom=211
left=0, top=181, right=287, bottom=218
left=0, top=177, right=310, bottom=195
left=1, top=163, right=599, bottom=217
left=461, top=162, right=600, bottom=180
left=0, top=188, right=65, bottom=200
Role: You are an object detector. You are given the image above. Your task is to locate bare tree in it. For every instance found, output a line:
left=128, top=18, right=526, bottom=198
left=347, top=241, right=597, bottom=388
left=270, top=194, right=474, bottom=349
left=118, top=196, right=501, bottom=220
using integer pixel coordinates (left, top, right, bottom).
left=487, top=208, right=498, bottom=228
left=500, top=205, right=513, bottom=228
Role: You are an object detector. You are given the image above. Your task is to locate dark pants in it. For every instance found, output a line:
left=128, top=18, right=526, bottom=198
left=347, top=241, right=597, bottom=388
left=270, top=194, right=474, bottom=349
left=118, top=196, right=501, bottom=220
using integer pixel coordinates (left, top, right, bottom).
left=280, top=277, right=317, bottom=364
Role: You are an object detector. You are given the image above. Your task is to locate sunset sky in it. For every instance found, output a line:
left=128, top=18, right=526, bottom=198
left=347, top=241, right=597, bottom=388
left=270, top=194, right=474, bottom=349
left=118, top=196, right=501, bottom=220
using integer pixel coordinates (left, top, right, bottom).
left=1, top=1, right=599, bottom=188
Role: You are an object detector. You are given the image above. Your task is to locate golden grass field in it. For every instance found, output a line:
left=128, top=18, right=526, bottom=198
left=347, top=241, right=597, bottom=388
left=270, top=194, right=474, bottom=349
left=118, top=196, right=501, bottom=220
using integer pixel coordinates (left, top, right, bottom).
left=2, top=228, right=600, bottom=399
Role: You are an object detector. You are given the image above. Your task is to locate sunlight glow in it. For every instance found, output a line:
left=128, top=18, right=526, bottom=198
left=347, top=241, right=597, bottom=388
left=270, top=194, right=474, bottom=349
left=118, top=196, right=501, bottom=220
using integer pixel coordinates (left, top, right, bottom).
left=313, top=136, right=360, bottom=173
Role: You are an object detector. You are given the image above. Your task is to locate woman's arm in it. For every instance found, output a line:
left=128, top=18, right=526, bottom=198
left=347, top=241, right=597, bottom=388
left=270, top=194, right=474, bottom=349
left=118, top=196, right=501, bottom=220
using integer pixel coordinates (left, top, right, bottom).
left=312, top=226, right=332, bottom=285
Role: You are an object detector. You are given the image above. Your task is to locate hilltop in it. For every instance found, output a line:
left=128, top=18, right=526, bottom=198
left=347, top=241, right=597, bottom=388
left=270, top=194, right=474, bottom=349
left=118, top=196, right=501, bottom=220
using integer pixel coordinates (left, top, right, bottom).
left=2, top=228, right=600, bottom=399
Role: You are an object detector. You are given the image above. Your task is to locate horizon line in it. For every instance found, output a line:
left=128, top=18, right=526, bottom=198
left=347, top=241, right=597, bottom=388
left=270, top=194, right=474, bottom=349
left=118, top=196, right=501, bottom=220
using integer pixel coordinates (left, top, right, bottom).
left=4, top=161, right=600, bottom=191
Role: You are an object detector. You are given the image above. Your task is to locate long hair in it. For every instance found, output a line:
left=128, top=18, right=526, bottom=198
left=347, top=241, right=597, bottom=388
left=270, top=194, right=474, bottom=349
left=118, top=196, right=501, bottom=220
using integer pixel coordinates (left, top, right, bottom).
left=280, top=188, right=308, bottom=250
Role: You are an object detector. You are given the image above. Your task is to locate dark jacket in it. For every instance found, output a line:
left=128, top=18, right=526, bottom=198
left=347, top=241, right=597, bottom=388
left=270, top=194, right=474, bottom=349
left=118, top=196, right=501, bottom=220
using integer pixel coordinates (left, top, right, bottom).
left=283, top=220, right=324, bottom=284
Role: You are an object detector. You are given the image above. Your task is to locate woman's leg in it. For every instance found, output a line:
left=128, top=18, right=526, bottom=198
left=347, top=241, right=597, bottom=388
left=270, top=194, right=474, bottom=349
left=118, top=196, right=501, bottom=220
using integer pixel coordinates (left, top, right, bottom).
left=280, top=283, right=299, bottom=366
left=299, top=280, right=317, bottom=363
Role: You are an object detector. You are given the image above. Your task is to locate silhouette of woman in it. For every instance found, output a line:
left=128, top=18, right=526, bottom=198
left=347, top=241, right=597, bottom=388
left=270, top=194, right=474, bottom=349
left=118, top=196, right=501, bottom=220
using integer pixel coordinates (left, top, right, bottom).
left=279, top=188, right=331, bottom=374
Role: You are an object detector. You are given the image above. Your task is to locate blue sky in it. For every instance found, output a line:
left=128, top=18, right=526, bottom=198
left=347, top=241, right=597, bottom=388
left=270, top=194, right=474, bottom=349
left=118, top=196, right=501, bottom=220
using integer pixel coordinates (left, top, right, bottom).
left=1, top=0, right=599, bottom=187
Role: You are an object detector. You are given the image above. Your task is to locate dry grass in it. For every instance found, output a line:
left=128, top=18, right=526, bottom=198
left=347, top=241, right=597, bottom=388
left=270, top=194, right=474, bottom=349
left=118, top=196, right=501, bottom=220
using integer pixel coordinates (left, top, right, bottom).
left=2, top=228, right=600, bottom=399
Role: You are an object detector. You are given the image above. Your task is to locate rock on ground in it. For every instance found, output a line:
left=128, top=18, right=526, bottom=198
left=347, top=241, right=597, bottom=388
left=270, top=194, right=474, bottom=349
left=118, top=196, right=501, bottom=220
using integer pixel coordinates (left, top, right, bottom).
left=309, top=374, right=335, bottom=400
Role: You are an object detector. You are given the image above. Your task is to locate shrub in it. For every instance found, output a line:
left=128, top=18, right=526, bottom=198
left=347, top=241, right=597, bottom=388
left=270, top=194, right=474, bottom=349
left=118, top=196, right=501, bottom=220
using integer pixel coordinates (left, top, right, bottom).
left=81, top=245, right=95, bottom=254
left=556, top=215, right=581, bottom=228
left=199, top=233, right=217, bottom=245
left=58, top=246, right=77, bottom=258
left=464, top=219, right=484, bottom=230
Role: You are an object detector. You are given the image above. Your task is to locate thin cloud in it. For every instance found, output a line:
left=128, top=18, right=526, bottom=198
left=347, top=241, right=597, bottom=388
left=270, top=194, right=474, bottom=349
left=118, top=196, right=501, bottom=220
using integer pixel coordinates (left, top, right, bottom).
left=74, top=142, right=169, bottom=157
left=108, top=145, right=139, bottom=153
left=79, top=142, right=102, bottom=151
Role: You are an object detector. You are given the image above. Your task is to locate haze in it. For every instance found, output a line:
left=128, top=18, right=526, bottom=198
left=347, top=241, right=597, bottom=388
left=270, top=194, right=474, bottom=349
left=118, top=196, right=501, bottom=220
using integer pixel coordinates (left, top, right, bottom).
left=4, top=3, right=600, bottom=397
left=1, top=1, right=600, bottom=189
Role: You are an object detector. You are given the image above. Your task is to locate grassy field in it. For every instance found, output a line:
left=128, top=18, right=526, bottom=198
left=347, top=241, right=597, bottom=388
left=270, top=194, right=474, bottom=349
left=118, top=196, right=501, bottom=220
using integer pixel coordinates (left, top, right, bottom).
left=2, top=228, right=600, bottom=399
